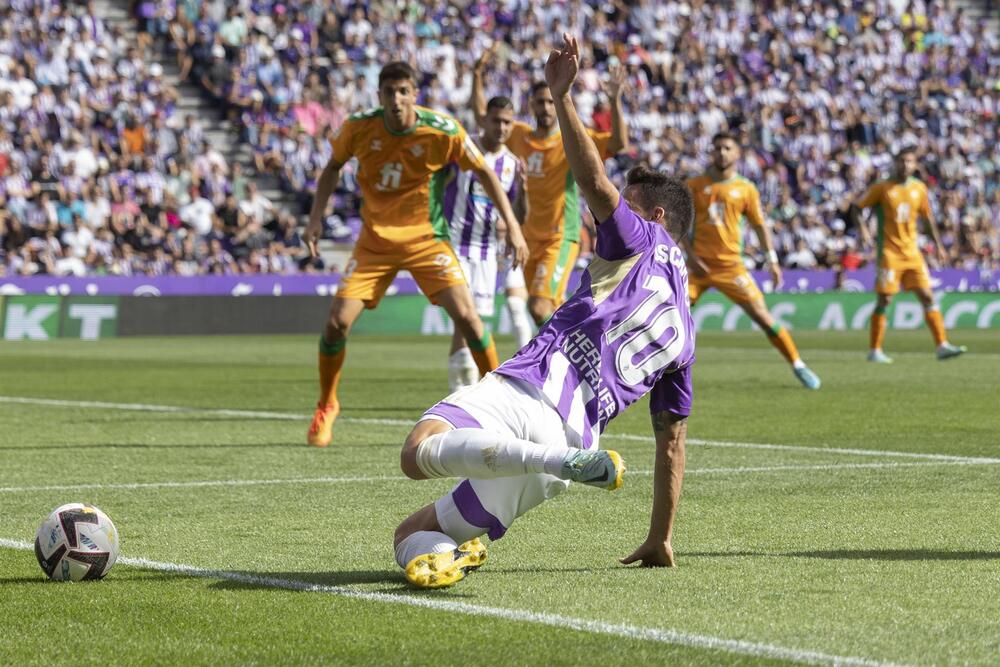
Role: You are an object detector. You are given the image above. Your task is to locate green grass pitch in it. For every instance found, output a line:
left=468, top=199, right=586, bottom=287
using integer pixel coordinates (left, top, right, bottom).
left=1, top=329, right=998, bottom=665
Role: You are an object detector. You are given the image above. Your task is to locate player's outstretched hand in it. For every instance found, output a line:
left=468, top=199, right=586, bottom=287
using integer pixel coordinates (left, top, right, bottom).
left=620, top=539, right=676, bottom=568
left=544, top=33, right=580, bottom=98
left=602, top=63, right=628, bottom=100
left=474, top=42, right=498, bottom=73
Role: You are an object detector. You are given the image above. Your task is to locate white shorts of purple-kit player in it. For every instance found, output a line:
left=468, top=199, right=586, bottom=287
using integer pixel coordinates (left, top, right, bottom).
left=504, top=265, right=526, bottom=291
left=420, top=373, right=581, bottom=543
left=458, top=255, right=498, bottom=318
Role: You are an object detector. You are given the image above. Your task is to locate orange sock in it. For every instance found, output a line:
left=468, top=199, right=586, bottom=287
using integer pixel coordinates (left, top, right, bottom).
left=765, top=324, right=800, bottom=364
left=318, top=337, right=346, bottom=407
left=925, top=309, right=947, bottom=346
left=870, top=311, right=887, bottom=350
left=468, top=331, right=499, bottom=375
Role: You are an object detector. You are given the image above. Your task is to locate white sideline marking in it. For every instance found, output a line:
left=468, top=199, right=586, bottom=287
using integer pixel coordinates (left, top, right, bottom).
left=3, top=395, right=997, bottom=465
left=0, top=460, right=996, bottom=495
left=0, top=537, right=903, bottom=667
left=0, top=395, right=406, bottom=426
left=0, top=476, right=409, bottom=494
left=606, top=433, right=1000, bottom=465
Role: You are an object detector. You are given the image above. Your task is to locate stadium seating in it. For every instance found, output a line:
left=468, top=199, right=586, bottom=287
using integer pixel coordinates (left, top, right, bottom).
left=0, top=0, right=996, bottom=277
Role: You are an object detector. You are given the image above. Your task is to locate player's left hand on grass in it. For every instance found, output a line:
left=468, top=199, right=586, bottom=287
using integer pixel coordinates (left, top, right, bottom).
left=544, top=33, right=580, bottom=98
left=620, top=539, right=675, bottom=568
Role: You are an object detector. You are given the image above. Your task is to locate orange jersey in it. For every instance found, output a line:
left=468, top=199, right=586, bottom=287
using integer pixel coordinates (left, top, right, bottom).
left=330, top=106, right=487, bottom=252
left=856, top=178, right=931, bottom=263
left=507, top=121, right=610, bottom=244
left=686, top=174, right=766, bottom=265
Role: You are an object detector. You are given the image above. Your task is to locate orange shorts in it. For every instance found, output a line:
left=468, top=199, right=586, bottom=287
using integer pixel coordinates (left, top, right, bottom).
left=689, top=262, right=764, bottom=305
left=338, top=238, right=466, bottom=308
left=525, top=236, right=579, bottom=303
left=876, top=258, right=930, bottom=296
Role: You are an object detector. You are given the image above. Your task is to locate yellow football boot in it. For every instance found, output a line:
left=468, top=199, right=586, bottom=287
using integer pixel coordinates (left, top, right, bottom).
left=404, top=538, right=488, bottom=589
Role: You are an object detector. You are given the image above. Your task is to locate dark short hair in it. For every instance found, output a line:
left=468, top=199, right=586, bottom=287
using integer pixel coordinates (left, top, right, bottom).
left=529, top=80, right=549, bottom=96
left=712, top=131, right=739, bottom=145
left=895, top=145, right=918, bottom=159
left=625, top=164, right=694, bottom=239
left=378, top=61, right=418, bottom=88
left=486, top=96, right=513, bottom=112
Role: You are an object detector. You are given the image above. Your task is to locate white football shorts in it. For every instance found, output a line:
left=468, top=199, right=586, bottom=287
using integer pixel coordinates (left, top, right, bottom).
left=420, top=373, right=582, bottom=542
left=458, top=254, right=498, bottom=317
left=504, top=264, right=526, bottom=291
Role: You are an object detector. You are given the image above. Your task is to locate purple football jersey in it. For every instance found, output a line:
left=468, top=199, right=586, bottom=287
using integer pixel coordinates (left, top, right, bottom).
left=496, top=196, right=695, bottom=450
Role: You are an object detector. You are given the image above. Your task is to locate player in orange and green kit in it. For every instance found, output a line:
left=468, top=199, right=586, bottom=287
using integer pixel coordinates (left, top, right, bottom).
left=850, top=146, right=966, bottom=363
left=684, top=132, right=821, bottom=389
left=474, top=52, right=629, bottom=325
left=302, top=62, right=527, bottom=447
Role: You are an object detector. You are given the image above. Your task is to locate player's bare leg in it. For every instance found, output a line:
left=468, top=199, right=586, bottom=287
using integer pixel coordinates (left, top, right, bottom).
left=528, top=295, right=555, bottom=326
left=435, top=284, right=499, bottom=376
left=914, top=287, right=966, bottom=360
left=308, top=296, right=365, bottom=447
left=741, top=298, right=821, bottom=389
left=868, top=293, right=893, bottom=363
left=447, top=328, right=478, bottom=391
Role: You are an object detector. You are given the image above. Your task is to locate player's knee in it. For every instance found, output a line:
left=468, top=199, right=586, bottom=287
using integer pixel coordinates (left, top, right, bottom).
left=326, top=312, right=353, bottom=339
left=400, top=429, right=431, bottom=480
left=400, top=441, right=425, bottom=481
left=528, top=297, right=551, bottom=324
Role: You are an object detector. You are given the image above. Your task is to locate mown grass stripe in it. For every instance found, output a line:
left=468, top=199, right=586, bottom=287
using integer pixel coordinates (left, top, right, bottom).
left=1, top=460, right=996, bottom=494
left=3, top=395, right=996, bottom=464
left=0, top=537, right=904, bottom=667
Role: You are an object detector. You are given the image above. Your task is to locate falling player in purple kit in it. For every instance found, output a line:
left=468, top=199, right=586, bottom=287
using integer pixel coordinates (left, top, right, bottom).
left=443, top=95, right=530, bottom=391
left=392, top=34, right=696, bottom=588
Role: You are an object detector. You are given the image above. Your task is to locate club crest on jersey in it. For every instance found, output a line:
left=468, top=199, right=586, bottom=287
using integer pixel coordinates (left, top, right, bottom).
left=703, top=187, right=711, bottom=195
left=370, top=139, right=382, bottom=151
left=526, top=152, right=544, bottom=177
left=410, top=144, right=424, bottom=157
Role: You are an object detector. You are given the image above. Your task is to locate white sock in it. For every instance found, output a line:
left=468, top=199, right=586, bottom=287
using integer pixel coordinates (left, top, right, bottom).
left=506, top=296, right=533, bottom=348
left=394, top=530, right=457, bottom=569
left=448, top=348, right=478, bottom=391
left=415, top=429, right=571, bottom=479
left=792, top=359, right=806, bottom=370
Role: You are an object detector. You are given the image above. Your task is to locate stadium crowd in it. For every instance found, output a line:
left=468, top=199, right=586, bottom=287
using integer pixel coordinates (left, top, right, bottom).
left=1, top=0, right=997, bottom=277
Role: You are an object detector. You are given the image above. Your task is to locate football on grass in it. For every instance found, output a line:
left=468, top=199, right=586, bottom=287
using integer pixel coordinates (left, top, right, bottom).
left=34, top=503, right=120, bottom=581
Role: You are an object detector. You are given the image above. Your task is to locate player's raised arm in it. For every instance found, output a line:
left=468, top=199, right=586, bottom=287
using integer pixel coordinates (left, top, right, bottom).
left=471, top=45, right=496, bottom=128
left=621, top=409, right=687, bottom=568
left=545, top=34, right=619, bottom=223
left=304, top=156, right=343, bottom=258
left=603, top=65, right=629, bottom=155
